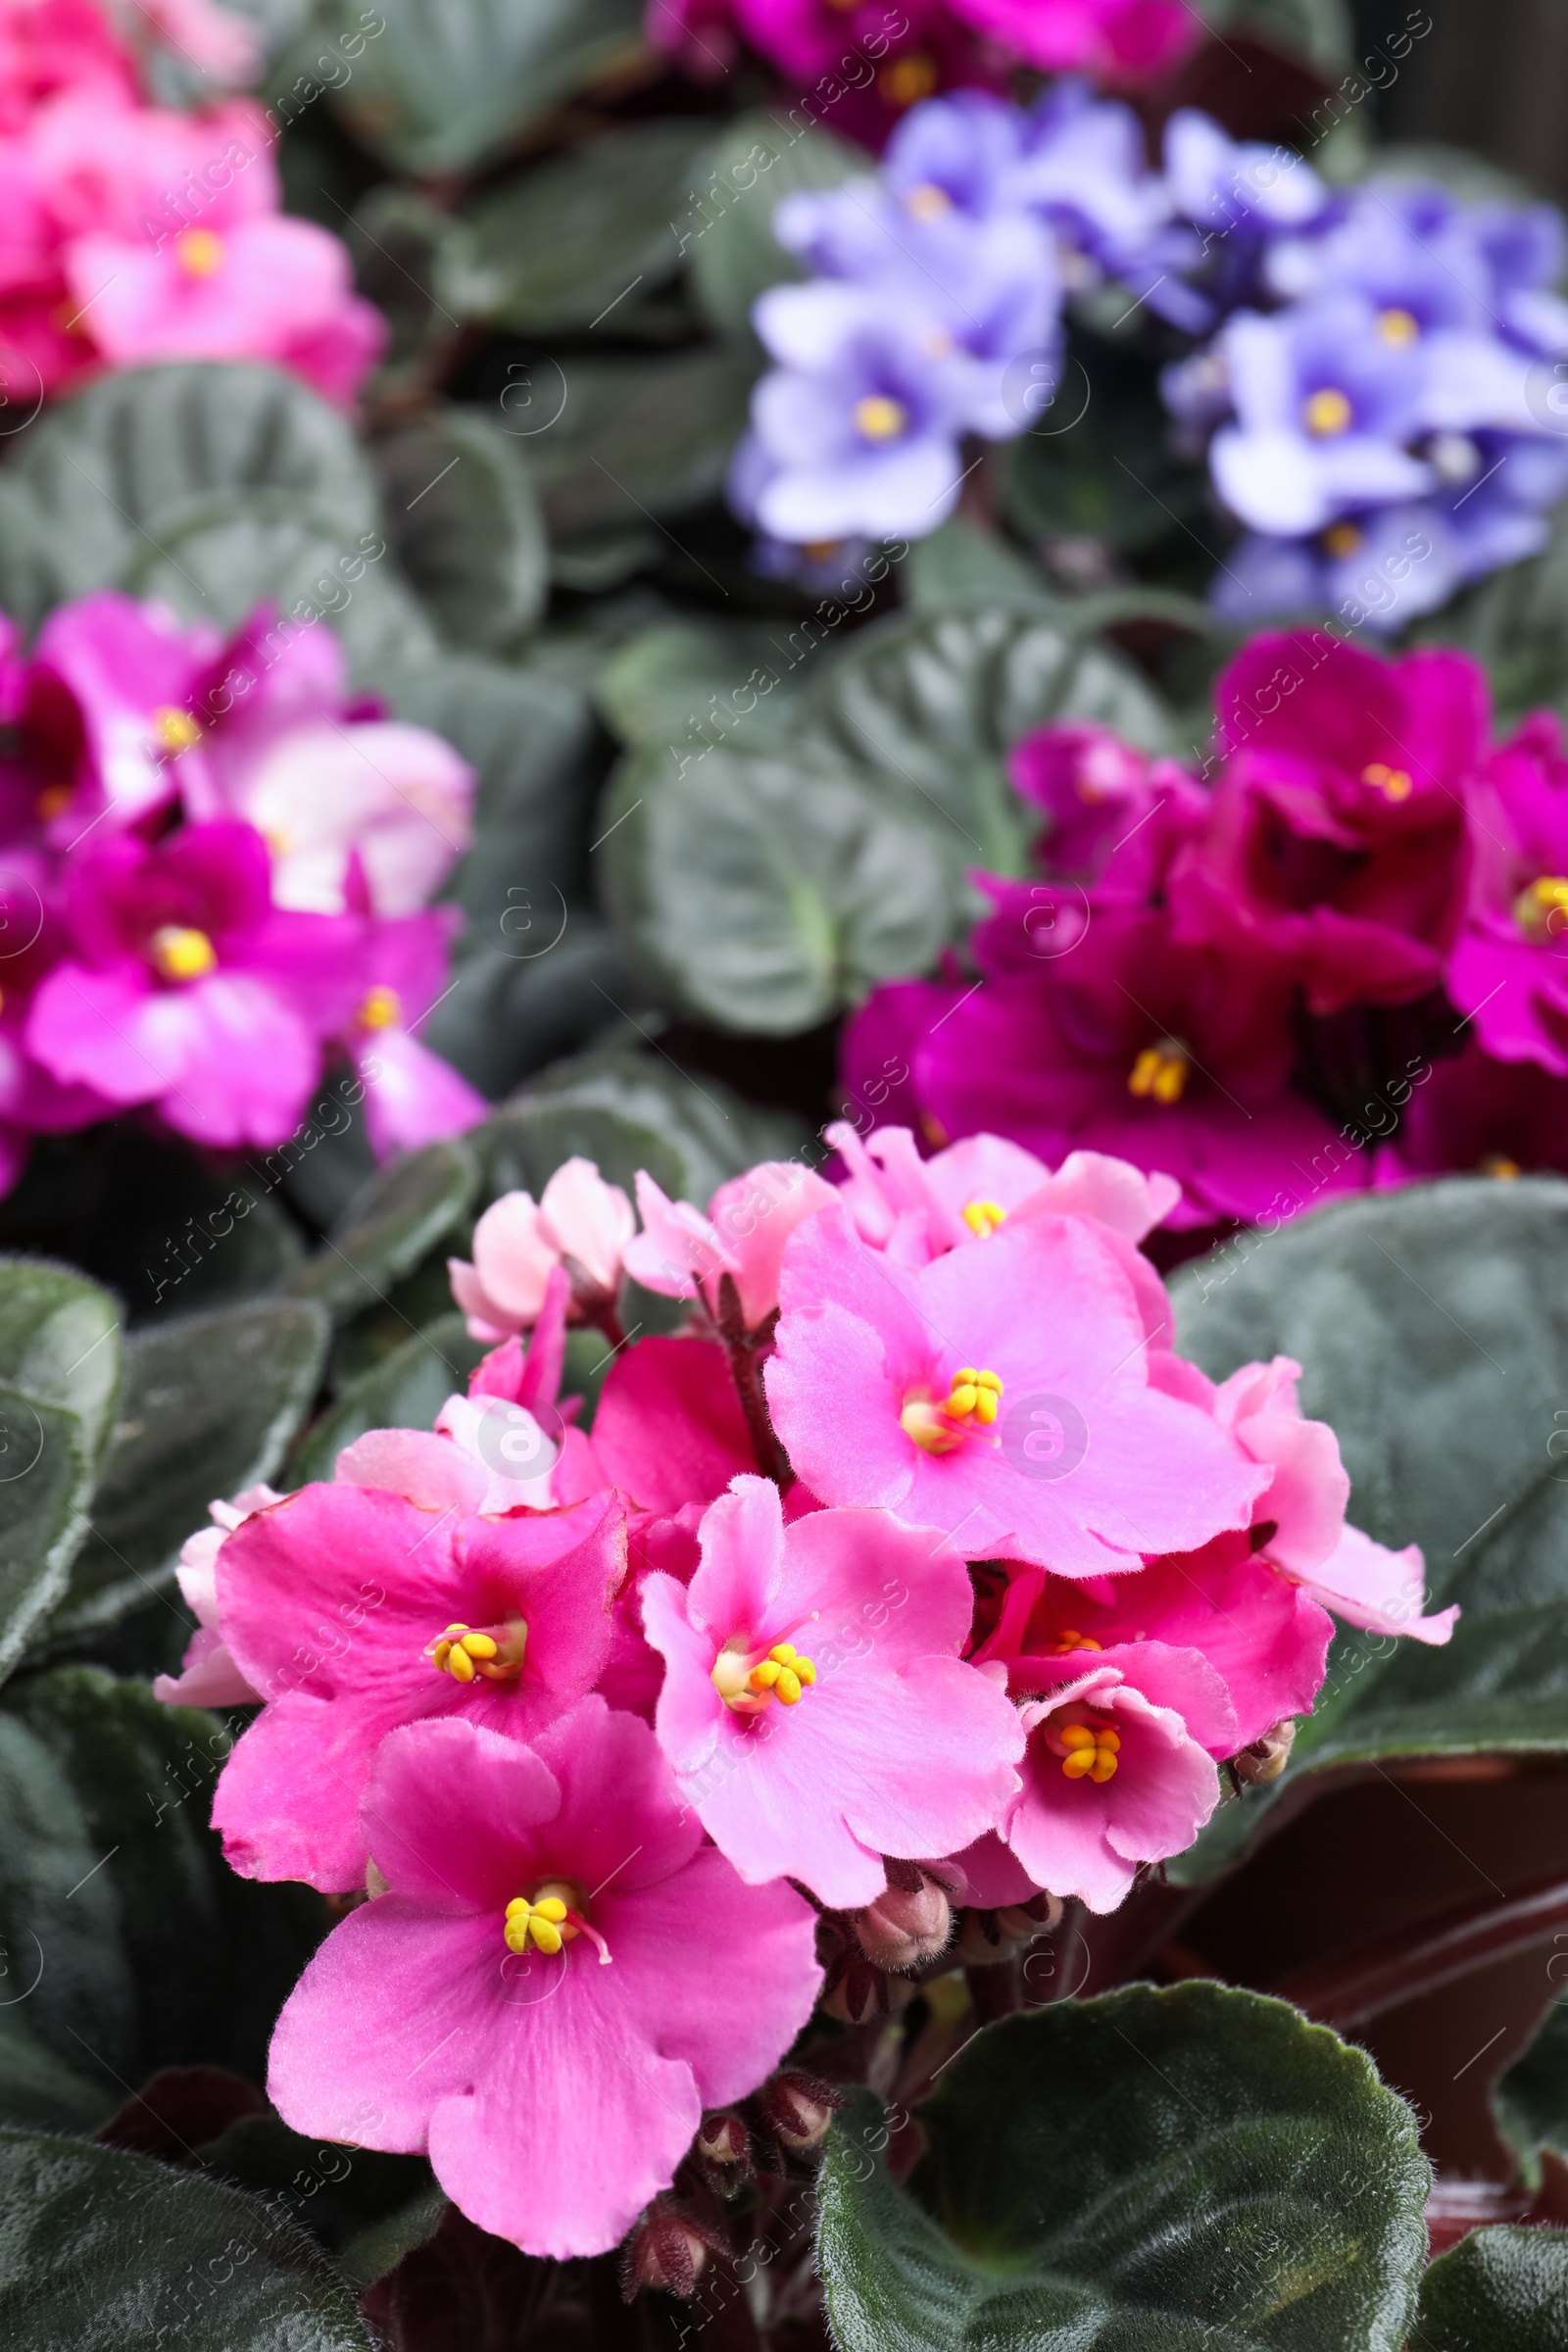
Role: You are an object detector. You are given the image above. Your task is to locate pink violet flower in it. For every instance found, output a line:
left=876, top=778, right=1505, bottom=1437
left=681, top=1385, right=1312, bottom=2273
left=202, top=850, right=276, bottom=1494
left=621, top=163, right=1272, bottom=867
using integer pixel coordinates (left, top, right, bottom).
left=765, top=1203, right=1269, bottom=1573
left=25, top=817, right=361, bottom=1149
left=998, top=1646, right=1225, bottom=1912
left=339, top=904, right=486, bottom=1158
left=640, top=1474, right=1024, bottom=1906
left=449, top=1159, right=635, bottom=1341
left=944, top=0, right=1199, bottom=79
left=1209, top=1356, right=1455, bottom=1644
left=624, top=1159, right=839, bottom=1327
left=210, top=1484, right=627, bottom=1890
left=0, top=0, right=138, bottom=133
left=151, top=1481, right=280, bottom=1709
left=1010, top=722, right=1210, bottom=889
left=267, top=1700, right=822, bottom=2257
left=589, top=1336, right=758, bottom=1515
left=974, top=1545, right=1334, bottom=1755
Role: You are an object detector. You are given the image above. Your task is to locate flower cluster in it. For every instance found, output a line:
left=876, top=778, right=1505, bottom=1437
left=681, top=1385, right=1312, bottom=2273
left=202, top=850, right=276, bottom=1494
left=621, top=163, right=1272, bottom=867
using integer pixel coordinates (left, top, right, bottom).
left=847, top=624, right=1568, bottom=1224
left=731, top=81, right=1568, bottom=622
left=0, top=0, right=382, bottom=406
left=175, top=1120, right=1446, bottom=2256
left=650, top=0, right=1196, bottom=148
left=0, top=587, right=483, bottom=1184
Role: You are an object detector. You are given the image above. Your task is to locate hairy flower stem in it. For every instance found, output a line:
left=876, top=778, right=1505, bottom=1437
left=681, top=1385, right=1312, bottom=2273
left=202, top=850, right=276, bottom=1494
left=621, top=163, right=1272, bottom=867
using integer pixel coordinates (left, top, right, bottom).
left=716, top=1274, right=791, bottom=1487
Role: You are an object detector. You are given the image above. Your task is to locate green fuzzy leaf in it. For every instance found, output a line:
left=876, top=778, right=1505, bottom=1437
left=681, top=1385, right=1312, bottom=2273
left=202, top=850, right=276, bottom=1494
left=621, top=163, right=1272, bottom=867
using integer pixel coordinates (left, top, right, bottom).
left=283, top=1140, right=479, bottom=1320
left=290, top=1311, right=484, bottom=1486
left=395, top=653, right=603, bottom=939
left=478, top=1099, right=685, bottom=1209
left=122, top=504, right=438, bottom=686
left=526, top=350, right=756, bottom=538
left=906, top=518, right=1065, bottom=613
left=374, top=412, right=548, bottom=654
left=441, top=121, right=713, bottom=332
left=0, top=2126, right=370, bottom=2350
left=1169, top=1179, right=1568, bottom=1877
left=342, top=185, right=461, bottom=386
left=0, top=1671, right=323, bottom=2133
left=195, top=2110, right=437, bottom=2278
left=689, top=108, right=871, bottom=344
left=1494, top=2000, right=1568, bottom=2189
left=1411, top=2225, right=1568, bottom=2350
left=0, top=362, right=377, bottom=626
left=0, top=1261, right=119, bottom=1677
left=816, top=1984, right=1428, bottom=2352
left=1200, top=0, right=1353, bottom=74
left=56, top=1300, right=328, bottom=1636
left=323, top=0, right=643, bottom=174
left=596, top=617, right=810, bottom=755
left=600, top=738, right=953, bottom=1034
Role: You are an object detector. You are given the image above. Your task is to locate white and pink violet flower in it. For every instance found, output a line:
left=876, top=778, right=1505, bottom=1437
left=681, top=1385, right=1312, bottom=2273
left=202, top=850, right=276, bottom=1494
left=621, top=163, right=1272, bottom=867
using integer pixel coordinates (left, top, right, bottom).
left=170, top=1124, right=1454, bottom=2260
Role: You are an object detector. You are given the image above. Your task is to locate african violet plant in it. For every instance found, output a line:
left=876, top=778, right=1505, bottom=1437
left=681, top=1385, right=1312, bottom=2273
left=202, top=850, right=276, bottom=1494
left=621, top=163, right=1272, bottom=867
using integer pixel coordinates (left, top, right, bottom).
left=3, top=0, right=1568, bottom=2346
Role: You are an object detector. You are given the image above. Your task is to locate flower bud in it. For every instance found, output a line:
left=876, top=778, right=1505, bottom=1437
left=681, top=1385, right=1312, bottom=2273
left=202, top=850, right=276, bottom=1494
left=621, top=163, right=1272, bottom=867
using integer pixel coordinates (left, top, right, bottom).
left=956, top=1890, right=1062, bottom=1965
left=820, top=1948, right=916, bottom=2022
left=759, top=2069, right=844, bottom=2152
left=852, top=1873, right=953, bottom=1971
left=621, top=2199, right=723, bottom=2300
left=1235, top=1719, right=1296, bottom=1786
left=696, top=2112, right=751, bottom=2173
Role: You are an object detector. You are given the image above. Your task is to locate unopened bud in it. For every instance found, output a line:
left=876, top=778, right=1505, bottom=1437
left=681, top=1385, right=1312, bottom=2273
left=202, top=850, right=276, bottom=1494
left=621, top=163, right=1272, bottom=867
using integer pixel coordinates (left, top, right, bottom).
left=956, top=1890, right=1062, bottom=1965
left=759, top=2068, right=844, bottom=2152
left=820, top=1948, right=916, bottom=2022
left=621, top=2199, right=723, bottom=2301
left=696, top=2112, right=751, bottom=2172
left=1234, top=1719, right=1296, bottom=1786
left=852, top=1873, right=953, bottom=1971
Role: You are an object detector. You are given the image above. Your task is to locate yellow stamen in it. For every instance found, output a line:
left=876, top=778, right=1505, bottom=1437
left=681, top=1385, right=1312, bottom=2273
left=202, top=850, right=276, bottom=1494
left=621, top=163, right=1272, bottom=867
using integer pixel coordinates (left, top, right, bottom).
left=427, top=1618, right=527, bottom=1685
left=1128, top=1040, right=1190, bottom=1105
left=854, top=394, right=907, bottom=442
left=503, top=1882, right=582, bottom=1957
left=901, top=1368, right=1004, bottom=1453
left=357, top=984, right=402, bottom=1031
left=1481, top=1153, right=1521, bottom=1179
left=1514, top=874, right=1568, bottom=943
left=880, top=53, right=937, bottom=105
left=1323, top=521, right=1363, bottom=559
left=961, top=1198, right=1006, bottom=1239
left=154, top=707, right=202, bottom=755
left=1050, top=1629, right=1103, bottom=1654
left=715, top=1639, right=817, bottom=1714
left=1378, top=307, right=1419, bottom=345
left=150, top=925, right=217, bottom=983
left=176, top=227, right=225, bottom=278
left=906, top=182, right=952, bottom=220
left=1303, top=387, right=1352, bottom=437
left=800, top=540, right=842, bottom=564
left=34, top=785, right=73, bottom=821
left=1055, top=1719, right=1121, bottom=1783
left=1360, top=760, right=1413, bottom=802
left=921, top=1112, right=949, bottom=1149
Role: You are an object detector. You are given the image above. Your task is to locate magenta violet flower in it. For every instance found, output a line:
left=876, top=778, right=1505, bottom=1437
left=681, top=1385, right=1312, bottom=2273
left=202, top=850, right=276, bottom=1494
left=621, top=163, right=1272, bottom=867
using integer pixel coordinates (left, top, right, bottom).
left=1446, top=710, right=1568, bottom=1075
left=640, top=1473, right=1024, bottom=1906
left=210, top=1483, right=627, bottom=1890
left=267, top=1699, right=821, bottom=2256
left=765, top=1200, right=1269, bottom=1572
left=25, top=817, right=361, bottom=1149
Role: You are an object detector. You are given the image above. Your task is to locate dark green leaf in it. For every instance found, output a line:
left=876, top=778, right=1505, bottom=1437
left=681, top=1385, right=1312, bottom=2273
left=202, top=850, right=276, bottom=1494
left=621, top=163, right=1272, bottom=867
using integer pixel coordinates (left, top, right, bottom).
left=374, top=413, right=548, bottom=653
left=479, top=1100, right=685, bottom=1209
left=0, top=1261, right=120, bottom=1459
left=0, top=1671, right=323, bottom=2132
left=906, top=517, right=1065, bottom=612
left=1495, top=2000, right=1568, bottom=2189
left=290, top=1311, right=484, bottom=1486
left=57, top=1300, right=329, bottom=1635
left=283, top=1140, right=479, bottom=1320
left=196, top=2110, right=437, bottom=2277
left=122, top=503, right=438, bottom=685
left=395, top=654, right=603, bottom=935
left=596, top=616, right=809, bottom=754
left=1419, top=520, right=1568, bottom=730
left=422, top=919, right=642, bottom=1102
left=1169, top=1180, right=1568, bottom=1877
left=0, top=362, right=377, bottom=626
left=343, top=185, right=460, bottom=387
left=805, top=603, right=1177, bottom=879
left=324, top=0, right=644, bottom=174
left=601, top=739, right=952, bottom=1034
left=1200, top=0, right=1353, bottom=74
left=689, top=108, right=871, bottom=344
left=527, top=350, right=756, bottom=538
left=1001, top=363, right=1214, bottom=561
left=817, top=1983, right=1428, bottom=2352
left=1411, top=2225, right=1568, bottom=2350
left=514, top=1043, right=814, bottom=1201
left=0, top=1261, right=119, bottom=1675
left=441, top=121, right=713, bottom=332
left=0, top=2126, right=371, bottom=2349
